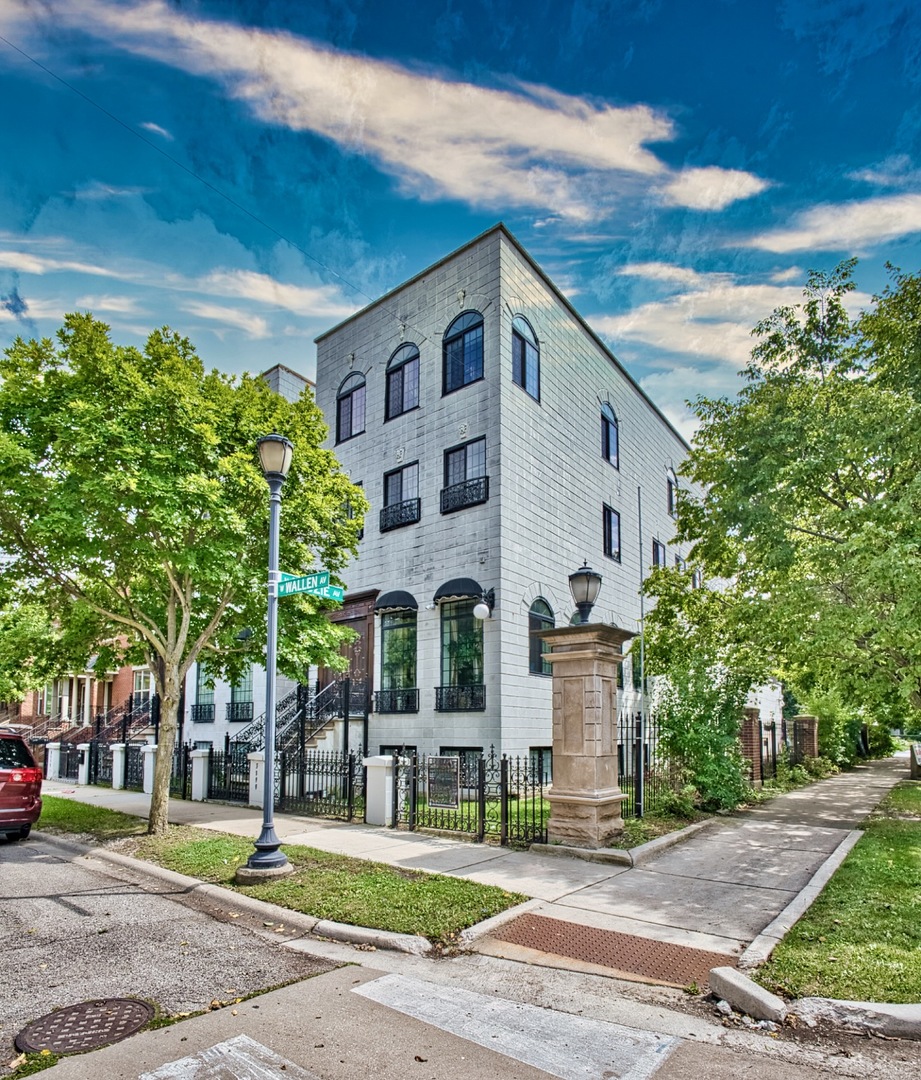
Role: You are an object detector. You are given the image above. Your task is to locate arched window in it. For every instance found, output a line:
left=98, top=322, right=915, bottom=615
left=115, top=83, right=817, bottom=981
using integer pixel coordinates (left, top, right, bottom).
left=386, top=343, right=420, bottom=420
left=336, top=372, right=366, bottom=443
left=528, top=598, right=554, bottom=675
left=512, top=315, right=539, bottom=401
left=443, top=311, right=484, bottom=394
left=667, top=468, right=679, bottom=518
left=601, top=403, right=619, bottom=469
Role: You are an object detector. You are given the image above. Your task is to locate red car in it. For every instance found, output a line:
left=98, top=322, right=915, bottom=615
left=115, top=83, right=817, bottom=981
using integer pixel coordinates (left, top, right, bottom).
left=0, top=727, right=43, bottom=841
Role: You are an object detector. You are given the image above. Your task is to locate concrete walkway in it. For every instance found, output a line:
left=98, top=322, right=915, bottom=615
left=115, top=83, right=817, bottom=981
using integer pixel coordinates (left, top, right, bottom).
left=40, top=756, right=907, bottom=982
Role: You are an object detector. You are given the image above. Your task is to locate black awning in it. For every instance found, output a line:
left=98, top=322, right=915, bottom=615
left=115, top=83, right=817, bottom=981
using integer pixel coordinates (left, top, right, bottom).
left=374, top=590, right=419, bottom=613
left=433, top=577, right=483, bottom=603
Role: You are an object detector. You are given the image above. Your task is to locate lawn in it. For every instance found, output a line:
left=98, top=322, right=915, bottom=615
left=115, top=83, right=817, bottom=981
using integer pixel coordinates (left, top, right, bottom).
left=37, top=796, right=526, bottom=945
left=756, top=780, right=921, bottom=1003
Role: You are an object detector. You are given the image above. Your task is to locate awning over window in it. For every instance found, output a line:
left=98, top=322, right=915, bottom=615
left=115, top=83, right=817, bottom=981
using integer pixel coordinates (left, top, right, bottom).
left=433, top=577, right=483, bottom=603
left=374, top=590, right=418, bottom=613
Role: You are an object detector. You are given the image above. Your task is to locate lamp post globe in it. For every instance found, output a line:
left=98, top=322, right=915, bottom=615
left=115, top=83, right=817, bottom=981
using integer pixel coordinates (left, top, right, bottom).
left=569, top=562, right=603, bottom=624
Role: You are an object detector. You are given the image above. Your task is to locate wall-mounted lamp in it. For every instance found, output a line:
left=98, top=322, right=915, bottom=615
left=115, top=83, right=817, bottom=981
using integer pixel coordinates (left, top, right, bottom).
left=473, top=588, right=495, bottom=620
left=569, top=562, right=602, bottom=624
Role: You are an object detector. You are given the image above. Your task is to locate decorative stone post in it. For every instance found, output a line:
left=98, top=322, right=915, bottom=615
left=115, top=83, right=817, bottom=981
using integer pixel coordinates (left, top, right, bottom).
left=363, top=755, right=395, bottom=826
left=45, top=742, right=61, bottom=781
left=110, top=743, right=126, bottom=789
left=190, top=748, right=210, bottom=801
left=540, top=623, right=633, bottom=849
left=76, top=742, right=91, bottom=786
left=741, top=707, right=762, bottom=784
left=141, top=744, right=157, bottom=795
left=792, top=714, right=819, bottom=762
left=248, top=751, right=265, bottom=809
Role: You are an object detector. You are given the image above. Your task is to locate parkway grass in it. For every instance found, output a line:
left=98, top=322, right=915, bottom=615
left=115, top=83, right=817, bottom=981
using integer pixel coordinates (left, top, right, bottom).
left=37, top=796, right=525, bottom=944
left=756, top=781, right=921, bottom=1004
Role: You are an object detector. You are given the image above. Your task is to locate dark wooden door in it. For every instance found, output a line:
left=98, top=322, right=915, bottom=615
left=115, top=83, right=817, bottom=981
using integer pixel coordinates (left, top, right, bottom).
left=320, top=591, right=377, bottom=716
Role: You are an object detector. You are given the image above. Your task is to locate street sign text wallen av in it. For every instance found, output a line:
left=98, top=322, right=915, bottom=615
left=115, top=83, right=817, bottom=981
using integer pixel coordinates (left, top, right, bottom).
left=277, top=571, right=329, bottom=597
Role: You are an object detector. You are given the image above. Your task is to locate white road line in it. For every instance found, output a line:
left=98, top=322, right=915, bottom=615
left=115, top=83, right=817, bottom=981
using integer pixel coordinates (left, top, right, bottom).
left=353, top=973, right=678, bottom=1080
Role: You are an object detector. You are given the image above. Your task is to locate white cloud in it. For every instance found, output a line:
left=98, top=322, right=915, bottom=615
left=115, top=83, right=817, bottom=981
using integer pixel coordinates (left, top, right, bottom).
left=180, top=300, right=269, bottom=338
left=73, top=294, right=144, bottom=314
left=72, top=181, right=152, bottom=200
left=661, top=166, right=771, bottom=211
left=11, top=0, right=768, bottom=221
left=198, top=269, right=355, bottom=319
left=617, top=262, right=726, bottom=288
left=139, top=120, right=174, bottom=140
left=745, top=193, right=921, bottom=253
left=0, top=249, right=119, bottom=277
left=595, top=278, right=873, bottom=368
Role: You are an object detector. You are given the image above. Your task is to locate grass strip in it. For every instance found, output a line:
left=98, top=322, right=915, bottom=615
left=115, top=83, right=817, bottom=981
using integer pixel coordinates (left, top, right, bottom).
left=756, top=780, right=921, bottom=1004
left=38, top=796, right=525, bottom=945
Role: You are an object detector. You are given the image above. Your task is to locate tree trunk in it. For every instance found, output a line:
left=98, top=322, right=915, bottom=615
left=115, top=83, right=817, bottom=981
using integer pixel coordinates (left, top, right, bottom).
left=148, top=664, right=182, bottom=835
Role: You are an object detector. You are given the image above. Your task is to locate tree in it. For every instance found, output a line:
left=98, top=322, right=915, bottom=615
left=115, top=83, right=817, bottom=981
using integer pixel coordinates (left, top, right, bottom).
left=0, top=314, right=366, bottom=833
left=645, top=262, right=921, bottom=738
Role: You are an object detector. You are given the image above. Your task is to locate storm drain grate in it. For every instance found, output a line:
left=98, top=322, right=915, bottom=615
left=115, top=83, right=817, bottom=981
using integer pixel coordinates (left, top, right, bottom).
left=493, top=913, right=736, bottom=987
left=15, top=998, right=155, bottom=1054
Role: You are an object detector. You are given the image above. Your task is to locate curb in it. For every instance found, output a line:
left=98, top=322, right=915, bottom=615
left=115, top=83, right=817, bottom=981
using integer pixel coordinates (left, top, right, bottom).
left=529, top=816, right=718, bottom=868
left=738, top=829, right=863, bottom=969
left=458, top=898, right=544, bottom=946
left=35, top=830, right=432, bottom=956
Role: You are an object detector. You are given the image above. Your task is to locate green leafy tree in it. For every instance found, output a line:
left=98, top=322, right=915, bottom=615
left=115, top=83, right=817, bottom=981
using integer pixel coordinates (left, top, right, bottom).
left=0, top=314, right=366, bottom=833
left=645, top=262, right=921, bottom=744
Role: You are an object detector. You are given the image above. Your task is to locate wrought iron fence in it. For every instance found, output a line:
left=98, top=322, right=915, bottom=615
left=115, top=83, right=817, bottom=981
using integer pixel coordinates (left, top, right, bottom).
left=434, top=684, right=485, bottom=711
left=124, top=744, right=145, bottom=791
left=374, top=688, right=419, bottom=714
left=616, top=712, right=687, bottom=819
left=391, top=746, right=548, bottom=847
left=59, top=742, right=80, bottom=781
left=88, top=740, right=113, bottom=786
left=440, top=476, right=489, bottom=513
left=170, top=743, right=191, bottom=799
left=276, top=748, right=365, bottom=821
left=207, top=746, right=250, bottom=802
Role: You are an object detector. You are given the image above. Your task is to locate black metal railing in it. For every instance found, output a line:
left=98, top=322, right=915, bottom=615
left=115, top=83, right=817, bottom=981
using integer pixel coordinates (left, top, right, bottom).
left=276, top=747, right=365, bottom=821
left=207, top=743, right=250, bottom=802
left=88, top=740, right=113, bottom=786
left=59, top=742, right=80, bottom=781
left=380, top=497, right=421, bottom=532
left=435, top=684, right=485, bottom=711
left=170, top=743, right=191, bottom=798
left=392, top=746, right=547, bottom=847
left=124, top=744, right=145, bottom=791
left=374, top=688, right=419, bottom=713
left=190, top=703, right=215, bottom=723
left=226, top=700, right=254, bottom=723
left=440, top=476, right=489, bottom=514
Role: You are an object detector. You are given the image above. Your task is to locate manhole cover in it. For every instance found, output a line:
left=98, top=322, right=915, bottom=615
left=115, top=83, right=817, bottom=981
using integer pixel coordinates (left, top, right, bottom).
left=15, top=998, right=155, bottom=1054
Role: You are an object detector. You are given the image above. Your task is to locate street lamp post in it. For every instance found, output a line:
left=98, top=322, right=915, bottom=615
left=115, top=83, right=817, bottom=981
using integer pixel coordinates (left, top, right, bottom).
left=241, top=434, right=294, bottom=878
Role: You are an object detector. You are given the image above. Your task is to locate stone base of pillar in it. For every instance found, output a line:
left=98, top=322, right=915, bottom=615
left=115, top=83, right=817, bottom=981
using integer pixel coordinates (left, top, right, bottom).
left=546, top=788, right=627, bottom=849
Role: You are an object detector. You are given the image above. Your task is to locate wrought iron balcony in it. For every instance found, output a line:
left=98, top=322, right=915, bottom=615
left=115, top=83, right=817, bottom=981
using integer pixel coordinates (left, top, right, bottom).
left=440, top=476, right=489, bottom=514
left=380, top=497, right=421, bottom=532
left=374, top=688, right=419, bottom=714
left=226, top=700, right=254, bottom=722
left=190, top=703, right=215, bottom=723
left=435, top=684, right=486, bottom=711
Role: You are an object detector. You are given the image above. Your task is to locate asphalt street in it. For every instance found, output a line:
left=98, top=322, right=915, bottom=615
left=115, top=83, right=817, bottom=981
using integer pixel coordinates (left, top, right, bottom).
left=2, top=830, right=919, bottom=1080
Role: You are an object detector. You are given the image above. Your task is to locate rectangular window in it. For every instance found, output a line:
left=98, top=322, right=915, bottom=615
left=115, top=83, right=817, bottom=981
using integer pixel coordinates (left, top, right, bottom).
left=436, top=599, right=485, bottom=710
left=529, top=746, right=553, bottom=784
left=602, top=407, right=619, bottom=469
left=667, top=476, right=678, bottom=518
left=675, top=555, right=686, bottom=571
left=444, top=321, right=484, bottom=393
left=191, top=663, right=215, bottom=723
left=227, top=665, right=254, bottom=722
left=441, top=438, right=489, bottom=513
left=603, top=505, right=621, bottom=561
left=652, top=539, right=667, bottom=568
left=381, top=610, right=417, bottom=690
left=380, top=463, right=420, bottom=531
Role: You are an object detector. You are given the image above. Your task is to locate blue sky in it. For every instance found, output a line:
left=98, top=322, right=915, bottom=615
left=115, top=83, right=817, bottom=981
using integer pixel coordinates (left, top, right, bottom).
left=2, top=0, right=919, bottom=436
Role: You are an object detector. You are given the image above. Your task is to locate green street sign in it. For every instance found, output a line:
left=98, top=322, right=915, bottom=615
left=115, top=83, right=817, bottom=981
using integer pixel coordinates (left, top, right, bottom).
left=277, top=571, right=330, bottom=597
left=311, top=583, right=345, bottom=603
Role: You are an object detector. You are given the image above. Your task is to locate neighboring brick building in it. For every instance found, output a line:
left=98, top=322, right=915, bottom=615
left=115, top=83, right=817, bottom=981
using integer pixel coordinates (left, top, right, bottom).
left=313, top=223, right=707, bottom=759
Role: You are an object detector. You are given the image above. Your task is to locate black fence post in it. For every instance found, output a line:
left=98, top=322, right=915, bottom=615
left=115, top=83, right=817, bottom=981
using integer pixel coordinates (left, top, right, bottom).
left=390, top=750, right=400, bottom=828
left=408, top=752, right=418, bottom=832
left=634, top=716, right=644, bottom=819
left=152, top=695, right=160, bottom=745
left=770, top=722, right=778, bottom=779
left=758, top=721, right=765, bottom=786
left=477, top=755, right=487, bottom=843
left=500, top=755, right=509, bottom=847
left=342, top=678, right=351, bottom=759
left=347, top=751, right=355, bottom=821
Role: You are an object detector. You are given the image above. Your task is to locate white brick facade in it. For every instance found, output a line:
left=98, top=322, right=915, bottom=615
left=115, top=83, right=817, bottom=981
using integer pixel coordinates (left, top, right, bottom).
left=315, top=225, right=698, bottom=758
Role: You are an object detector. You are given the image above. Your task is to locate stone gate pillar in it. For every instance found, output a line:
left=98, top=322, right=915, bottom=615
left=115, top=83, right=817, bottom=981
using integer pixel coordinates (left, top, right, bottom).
left=539, top=623, right=634, bottom=849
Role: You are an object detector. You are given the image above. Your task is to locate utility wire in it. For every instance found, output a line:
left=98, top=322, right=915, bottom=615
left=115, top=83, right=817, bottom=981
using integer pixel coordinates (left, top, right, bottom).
left=0, top=31, right=425, bottom=341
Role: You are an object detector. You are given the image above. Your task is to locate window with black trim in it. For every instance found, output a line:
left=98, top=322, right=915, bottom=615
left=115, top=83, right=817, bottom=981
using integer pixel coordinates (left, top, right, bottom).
left=601, top=403, right=619, bottom=469
left=191, top=663, right=214, bottom=723
left=528, top=598, right=554, bottom=675
left=603, top=505, right=621, bottom=561
left=443, top=311, right=484, bottom=394
left=439, top=746, right=483, bottom=786
left=227, top=665, right=253, bottom=722
left=667, top=470, right=678, bottom=518
left=436, top=599, right=485, bottom=711
left=692, top=567, right=704, bottom=589
left=530, top=746, right=553, bottom=783
left=652, top=539, right=667, bottom=568
left=512, top=315, right=539, bottom=401
left=336, top=372, right=366, bottom=442
left=675, top=554, right=686, bottom=570
left=377, top=609, right=418, bottom=713
left=386, top=343, right=420, bottom=420
left=441, top=437, right=488, bottom=513
left=381, top=462, right=420, bottom=531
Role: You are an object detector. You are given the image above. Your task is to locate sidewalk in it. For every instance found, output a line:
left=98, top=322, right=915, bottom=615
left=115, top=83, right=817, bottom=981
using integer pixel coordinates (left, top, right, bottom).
left=40, top=756, right=907, bottom=987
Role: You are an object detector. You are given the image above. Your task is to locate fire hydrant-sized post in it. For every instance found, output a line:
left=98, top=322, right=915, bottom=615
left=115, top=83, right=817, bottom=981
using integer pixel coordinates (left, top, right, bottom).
left=540, top=623, right=634, bottom=849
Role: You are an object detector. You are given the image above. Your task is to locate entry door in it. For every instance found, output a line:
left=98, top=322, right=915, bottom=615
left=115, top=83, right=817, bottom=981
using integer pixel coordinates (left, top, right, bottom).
left=320, top=591, right=377, bottom=716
